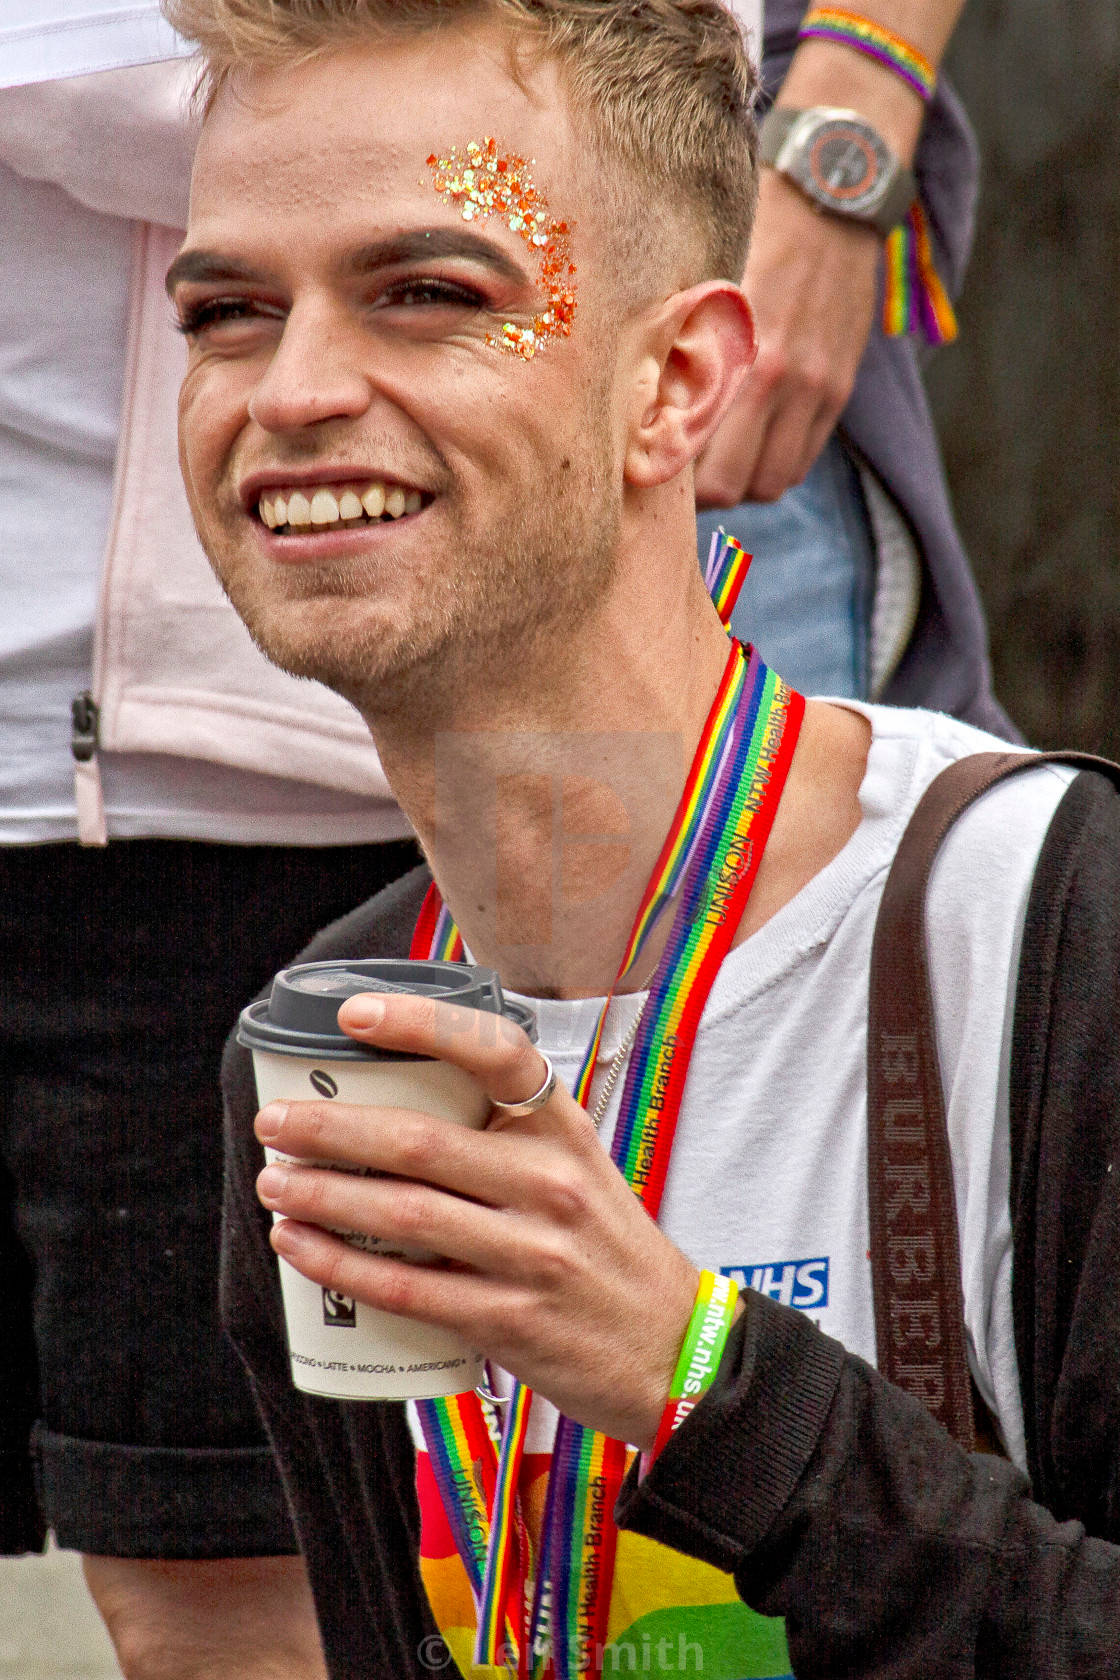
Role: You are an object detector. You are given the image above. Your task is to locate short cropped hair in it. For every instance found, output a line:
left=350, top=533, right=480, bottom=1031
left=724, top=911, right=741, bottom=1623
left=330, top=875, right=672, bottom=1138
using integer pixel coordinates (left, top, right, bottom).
left=162, top=0, right=759, bottom=285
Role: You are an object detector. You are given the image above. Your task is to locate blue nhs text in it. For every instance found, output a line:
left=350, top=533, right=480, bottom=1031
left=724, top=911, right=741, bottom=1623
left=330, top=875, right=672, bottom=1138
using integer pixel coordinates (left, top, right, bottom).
left=721, top=1257, right=829, bottom=1311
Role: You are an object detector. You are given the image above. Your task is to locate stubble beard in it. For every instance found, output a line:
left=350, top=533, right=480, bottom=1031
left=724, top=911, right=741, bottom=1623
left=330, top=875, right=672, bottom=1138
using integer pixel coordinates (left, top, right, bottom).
left=203, top=430, right=621, bottom=724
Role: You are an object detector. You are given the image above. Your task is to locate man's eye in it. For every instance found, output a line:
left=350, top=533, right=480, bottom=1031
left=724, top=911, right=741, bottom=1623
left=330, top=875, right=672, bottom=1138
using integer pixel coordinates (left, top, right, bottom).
left=174, top=297, right=278, bottom=336
left=380, top=279, right=484, bottom=309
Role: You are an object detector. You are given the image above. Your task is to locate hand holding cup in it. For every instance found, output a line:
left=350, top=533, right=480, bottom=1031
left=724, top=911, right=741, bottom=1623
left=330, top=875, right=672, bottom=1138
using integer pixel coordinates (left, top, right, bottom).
left=254, top=982, right=701, bottom=1448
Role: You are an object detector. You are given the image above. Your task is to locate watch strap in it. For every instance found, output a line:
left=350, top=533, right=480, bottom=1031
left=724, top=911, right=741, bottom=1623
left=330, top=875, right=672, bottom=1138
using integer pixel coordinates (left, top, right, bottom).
left=759, top=105, right=916, bottom=236
left=757, top=104, right=802, bottom=168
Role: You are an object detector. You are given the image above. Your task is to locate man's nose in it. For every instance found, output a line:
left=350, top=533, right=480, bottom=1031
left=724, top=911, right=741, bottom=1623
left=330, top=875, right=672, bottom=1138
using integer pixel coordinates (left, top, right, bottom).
left=248, top=299, right=373, bottom=433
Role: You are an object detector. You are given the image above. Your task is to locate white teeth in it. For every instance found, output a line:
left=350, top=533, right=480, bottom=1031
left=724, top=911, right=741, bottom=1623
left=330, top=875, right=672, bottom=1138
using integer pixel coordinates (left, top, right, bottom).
left=310, top=488, right=340, bottom=525
left=261, top=481, right=424, bottom=529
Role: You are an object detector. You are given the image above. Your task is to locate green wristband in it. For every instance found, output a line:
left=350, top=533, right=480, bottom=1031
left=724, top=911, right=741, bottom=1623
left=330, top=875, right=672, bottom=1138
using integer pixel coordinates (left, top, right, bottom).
left=647, top=1269, right=739, bottom=1464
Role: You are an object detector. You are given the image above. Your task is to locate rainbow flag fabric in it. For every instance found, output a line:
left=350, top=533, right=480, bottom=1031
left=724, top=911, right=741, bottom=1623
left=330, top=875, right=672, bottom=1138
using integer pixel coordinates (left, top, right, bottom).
left=411, top=1410, right=794, bottom=1680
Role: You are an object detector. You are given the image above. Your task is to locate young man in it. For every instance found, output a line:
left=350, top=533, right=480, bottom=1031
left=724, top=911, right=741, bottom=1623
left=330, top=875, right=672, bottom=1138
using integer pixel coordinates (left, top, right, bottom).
left=163, top=1, right=1120, bottom=1673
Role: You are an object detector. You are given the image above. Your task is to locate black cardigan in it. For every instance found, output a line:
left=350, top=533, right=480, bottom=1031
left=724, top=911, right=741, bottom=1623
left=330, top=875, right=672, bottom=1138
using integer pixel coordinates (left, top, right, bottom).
left=220, top=769, right=1120, bottom=1678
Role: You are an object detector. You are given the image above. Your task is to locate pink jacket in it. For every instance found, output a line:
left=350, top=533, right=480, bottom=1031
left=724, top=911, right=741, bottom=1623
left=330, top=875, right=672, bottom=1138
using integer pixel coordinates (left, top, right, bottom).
left=74, top=218, right=400, bottom=844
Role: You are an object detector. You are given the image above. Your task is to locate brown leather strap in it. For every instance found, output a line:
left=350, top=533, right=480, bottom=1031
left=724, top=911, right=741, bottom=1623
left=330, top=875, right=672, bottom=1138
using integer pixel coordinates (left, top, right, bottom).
left=867, top=748, right=1120, bottom=1449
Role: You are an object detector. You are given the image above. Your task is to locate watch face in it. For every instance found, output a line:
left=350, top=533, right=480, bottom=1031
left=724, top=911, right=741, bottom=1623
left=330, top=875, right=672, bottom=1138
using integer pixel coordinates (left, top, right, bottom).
left=796, top=119, right=891, bottom=216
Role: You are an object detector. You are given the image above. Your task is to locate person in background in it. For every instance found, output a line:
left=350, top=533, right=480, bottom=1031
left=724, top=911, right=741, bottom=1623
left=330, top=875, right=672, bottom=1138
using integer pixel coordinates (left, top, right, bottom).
left=0, top=53, right=418, bottom=1680
left=703, top=0, right=1012, bottom=730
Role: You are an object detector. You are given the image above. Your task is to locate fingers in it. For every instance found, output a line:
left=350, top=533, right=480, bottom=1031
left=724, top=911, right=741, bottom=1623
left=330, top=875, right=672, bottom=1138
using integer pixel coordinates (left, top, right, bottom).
left=694, top=379, right=766, bottom=509
left=258, top=1159, right=520, bottom=1274
left=259, top=1141, right=617, bottom=1300
left=258, top=1093, right=491, bottom=1181
left=743, top=386, right=834, bottom=504
left=336, top=989, right=550, bottom=1110
left=257, top=1107, right=608, bottom=1241
left=268, top=1216, right=523, bottom=1336
left=693, top=333, right=842, bottom=508
left=264, top=1182, right=701, bottom=1447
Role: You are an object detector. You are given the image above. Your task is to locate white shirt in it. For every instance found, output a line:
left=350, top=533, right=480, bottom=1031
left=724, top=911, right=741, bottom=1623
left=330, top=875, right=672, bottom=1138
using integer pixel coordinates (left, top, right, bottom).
left=729, top=0, right=764, bottom=64
left=421, top=705, right=1074, bottom=1474
left=0, top=2, right=190, bottom=90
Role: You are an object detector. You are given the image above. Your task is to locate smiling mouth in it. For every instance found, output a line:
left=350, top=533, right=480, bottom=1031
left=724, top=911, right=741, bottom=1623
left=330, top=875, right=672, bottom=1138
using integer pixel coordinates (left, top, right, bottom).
left=257, top=479, right=431, bottom=533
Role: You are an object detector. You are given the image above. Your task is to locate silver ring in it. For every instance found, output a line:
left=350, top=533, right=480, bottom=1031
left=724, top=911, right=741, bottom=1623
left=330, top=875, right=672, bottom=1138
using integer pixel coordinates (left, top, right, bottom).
left=489, top=1053, right=557, bottom=1116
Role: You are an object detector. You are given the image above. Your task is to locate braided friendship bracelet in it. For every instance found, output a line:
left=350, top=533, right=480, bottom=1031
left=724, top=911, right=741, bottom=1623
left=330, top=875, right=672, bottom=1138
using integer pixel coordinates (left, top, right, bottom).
left=642, top=1270, right=740, bottom=1472
left=798, top=7, right=937, bottom=102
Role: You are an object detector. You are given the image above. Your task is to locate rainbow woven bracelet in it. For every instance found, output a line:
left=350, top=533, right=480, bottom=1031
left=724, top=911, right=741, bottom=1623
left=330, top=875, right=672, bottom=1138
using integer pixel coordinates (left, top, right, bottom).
left=798, top=7, right=936, bottom=102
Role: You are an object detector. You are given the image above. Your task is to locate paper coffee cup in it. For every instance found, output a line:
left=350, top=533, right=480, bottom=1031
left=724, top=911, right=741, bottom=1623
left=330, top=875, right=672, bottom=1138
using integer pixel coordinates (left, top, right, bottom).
left=238, top=958, right=535, bottom=1402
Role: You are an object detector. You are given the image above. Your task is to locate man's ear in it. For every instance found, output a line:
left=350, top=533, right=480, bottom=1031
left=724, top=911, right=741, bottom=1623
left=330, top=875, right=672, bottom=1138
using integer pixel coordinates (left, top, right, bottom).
left=623, top=282, right=756, bottom=490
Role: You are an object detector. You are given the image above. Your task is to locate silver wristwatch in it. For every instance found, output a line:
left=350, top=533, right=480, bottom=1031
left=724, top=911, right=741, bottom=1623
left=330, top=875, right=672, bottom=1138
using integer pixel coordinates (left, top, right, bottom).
left=759, top=106, right=915, bottom=236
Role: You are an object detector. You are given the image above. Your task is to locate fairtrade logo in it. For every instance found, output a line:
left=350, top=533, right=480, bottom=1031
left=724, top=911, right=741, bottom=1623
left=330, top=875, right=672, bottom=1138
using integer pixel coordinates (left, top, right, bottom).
left=310, top=1069, right=339, bottom=1098
left=322, top=1288, right=356, bottom=1327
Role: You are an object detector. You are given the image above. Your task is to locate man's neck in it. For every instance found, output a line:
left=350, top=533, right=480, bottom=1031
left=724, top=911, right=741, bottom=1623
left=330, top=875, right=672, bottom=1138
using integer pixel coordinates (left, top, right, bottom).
left=368, top=565, right=734, bottom=999
left=365, top=557, right=873, bottom=1001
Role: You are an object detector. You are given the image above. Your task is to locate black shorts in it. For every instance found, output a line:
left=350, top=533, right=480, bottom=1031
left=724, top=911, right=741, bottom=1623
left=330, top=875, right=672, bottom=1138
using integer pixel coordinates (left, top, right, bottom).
left=0, top=834, right=418, bottom=1558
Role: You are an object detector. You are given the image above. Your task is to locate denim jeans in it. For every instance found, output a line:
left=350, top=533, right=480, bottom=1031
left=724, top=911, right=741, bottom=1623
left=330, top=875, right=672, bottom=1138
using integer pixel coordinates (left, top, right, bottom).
left=696, top=435, right=875, bottom=699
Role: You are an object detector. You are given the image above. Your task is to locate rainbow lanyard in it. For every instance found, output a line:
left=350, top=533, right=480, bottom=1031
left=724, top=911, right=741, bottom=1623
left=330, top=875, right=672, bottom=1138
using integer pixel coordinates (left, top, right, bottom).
left=411, top=536, right=805, bottom=1680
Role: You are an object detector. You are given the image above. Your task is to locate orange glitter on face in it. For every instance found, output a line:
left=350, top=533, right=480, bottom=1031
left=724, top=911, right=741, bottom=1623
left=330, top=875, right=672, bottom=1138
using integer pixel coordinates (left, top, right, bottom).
left=427, top=137, right=576, bottom=360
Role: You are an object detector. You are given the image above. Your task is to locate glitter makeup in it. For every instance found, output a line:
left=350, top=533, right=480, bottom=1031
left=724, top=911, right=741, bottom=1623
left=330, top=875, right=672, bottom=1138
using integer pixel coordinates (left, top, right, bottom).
left=427, top=137, right=576, bottom=360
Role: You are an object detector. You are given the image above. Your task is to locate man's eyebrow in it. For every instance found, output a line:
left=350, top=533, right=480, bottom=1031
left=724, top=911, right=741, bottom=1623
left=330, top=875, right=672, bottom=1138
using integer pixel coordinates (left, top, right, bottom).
left=165, top=251, right=268, bottom=298
left=344, top=228, right=528, bottom=286
left=165, top=230, right=530, bottom=300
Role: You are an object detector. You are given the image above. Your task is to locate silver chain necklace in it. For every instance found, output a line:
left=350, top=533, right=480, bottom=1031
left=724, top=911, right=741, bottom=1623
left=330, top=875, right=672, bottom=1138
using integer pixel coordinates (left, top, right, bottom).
left=589, top=997, right=647, bottom=1129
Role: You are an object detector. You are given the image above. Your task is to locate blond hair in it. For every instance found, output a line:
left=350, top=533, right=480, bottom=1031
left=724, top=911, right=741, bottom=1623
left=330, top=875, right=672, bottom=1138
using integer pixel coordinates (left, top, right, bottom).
left=162, top=0, right=759, bottom=284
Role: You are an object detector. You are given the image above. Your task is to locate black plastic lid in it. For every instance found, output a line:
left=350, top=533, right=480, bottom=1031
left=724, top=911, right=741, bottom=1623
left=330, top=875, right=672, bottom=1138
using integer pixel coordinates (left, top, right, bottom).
left=237, top=957, right=535, bottom=1060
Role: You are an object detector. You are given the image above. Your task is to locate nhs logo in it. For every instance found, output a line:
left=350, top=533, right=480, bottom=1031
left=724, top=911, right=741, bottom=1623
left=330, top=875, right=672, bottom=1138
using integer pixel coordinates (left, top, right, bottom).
left=722, top=1256, right=829, bottom=1311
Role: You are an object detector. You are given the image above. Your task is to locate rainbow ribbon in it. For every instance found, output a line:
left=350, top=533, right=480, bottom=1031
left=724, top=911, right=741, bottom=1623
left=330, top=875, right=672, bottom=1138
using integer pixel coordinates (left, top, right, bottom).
left=413, top=887, right=465, bottom=962
left=883, top=200, right=958, bottom=345
left=703, top=528, right=752, bottom=632
left=475, top=1381, right=534, bottom=1674
left=411, top=551, right=802, bottom=1678
left=413, top=646, right=803, bottom=1678
left=532, top=649, right=802, bottom=1680
left=569, top=635, right=746, bottom=1112
left=412, top=1389, right=516, bottom=1641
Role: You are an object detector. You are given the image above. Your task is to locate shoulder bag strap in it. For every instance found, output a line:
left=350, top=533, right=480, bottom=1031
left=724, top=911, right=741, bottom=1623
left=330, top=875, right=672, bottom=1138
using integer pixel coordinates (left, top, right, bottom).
left=867, top=747, right=1120, bottom=1449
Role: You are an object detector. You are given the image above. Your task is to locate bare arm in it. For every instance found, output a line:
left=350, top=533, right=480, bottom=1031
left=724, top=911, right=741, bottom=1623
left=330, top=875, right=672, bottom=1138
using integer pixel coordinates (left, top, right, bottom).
left=695, top=0, right=968, bottom=508
left=83, top=1554, right=327, bottom=1680
left=0, top=61, right=198, bottom=228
